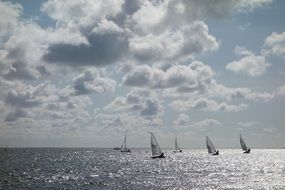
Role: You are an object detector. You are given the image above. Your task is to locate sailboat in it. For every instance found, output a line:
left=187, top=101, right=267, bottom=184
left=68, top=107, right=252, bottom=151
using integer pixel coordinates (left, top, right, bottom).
left=173, top=136, right=182, bottom=153
left=120, top=134, right=131, bottom=152
left=150, top=132, right=165, bottom=159
left=240, top=134, right=250, bottom=153
left=206, top=136, right=219, bottom=155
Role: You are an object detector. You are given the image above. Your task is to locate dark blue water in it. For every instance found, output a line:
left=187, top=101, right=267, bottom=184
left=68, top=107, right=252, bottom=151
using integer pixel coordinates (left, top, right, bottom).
left=1, top=148, right=284, bottom=189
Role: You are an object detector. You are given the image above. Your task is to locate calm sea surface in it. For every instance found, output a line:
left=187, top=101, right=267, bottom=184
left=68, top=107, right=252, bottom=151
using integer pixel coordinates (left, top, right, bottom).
left=1, top=148, right=284, bottom=189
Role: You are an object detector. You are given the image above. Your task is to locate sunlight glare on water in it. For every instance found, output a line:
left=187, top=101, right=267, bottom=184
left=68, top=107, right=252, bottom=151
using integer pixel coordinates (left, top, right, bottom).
left=1, top=148, right=285, bottom=189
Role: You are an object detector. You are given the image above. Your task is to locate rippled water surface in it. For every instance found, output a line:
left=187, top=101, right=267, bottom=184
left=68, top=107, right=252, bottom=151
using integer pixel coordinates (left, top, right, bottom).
left=1, top=148, right=285, bottom=189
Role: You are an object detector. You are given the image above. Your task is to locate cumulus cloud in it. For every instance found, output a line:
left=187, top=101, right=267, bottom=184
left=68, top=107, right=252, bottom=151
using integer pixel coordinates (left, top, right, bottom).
left=2, top=82, right=58, bottom=123
left=226, top=47, right=270, bottom=77
left=263, top=127, right=276, bottom=133
left=173, top=113, right=221, bottom=128
left=122, top=60, right=274, bottom=103
left=40, top=0, right=131, bottom=66
left=1, top=0, right=272, bottom=74
left=129, top=21, right=219, bottom=62
left=1, top=0, right=274, bottom=78
left=39, top=0, right=238, bottom=67
left=0, top=0, right=278, bottom=140
left=173, top=114, right=190, bottom=126
left=193, top=119, right=221, bottom=128
left=212, top=84, right=274, bottom=101
left=94, top=112, right=162, bottom=133
left=263, top=31, right=285, bottom=57
left=123, top=61, right=215, bottom=92
left=0, top=1, right=22, bottom=37
left=129, top=0, right=272, bottom=33
left=0, top=5, right=51, bottom=80
left=41, top=0, right=124, bottom=32
left=0, top=78, right=95, bottom=129
left=104, top=89, right=162, bottom=118
left=70, top=69, right=116, bottom=95
left=43, top=20, right=129, bottom=66
left=238, top=0, right=272, bottom=12
left=238, top=121, right=257, bottom=127
left=170, top=97, right=248, bottom=112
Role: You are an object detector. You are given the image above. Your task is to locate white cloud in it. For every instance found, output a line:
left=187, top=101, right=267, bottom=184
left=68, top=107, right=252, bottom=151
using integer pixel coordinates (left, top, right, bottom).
left=0, top=1, right=22, bottom=38
left=70, top=69, right=116, bottom=95
left=226, top=48, right=270, bottom=77
left=129, top=0, right=272, bottom=33
left=41, top=0, right=124, bottom=32
left=122, top=61, right=274, bottom=103
left=173, top=113, right=190, bottom=126
left=1, top=79, right=94, bottom=126
left=91, top=19, right=124, bottom=35
left=237, top=22, right=251, bottom=31
left=263, top=127, right=276, bottom=133
left=263, top=31, right=285, bottom=57
left=129, top=21, right=219, bottom=62
left=123, top=61, right=215, bottom=91
left=238, top=0, right=272, bottom=12
left=94, top=112, right=163, bottom=134
left=41, top=0, right=221, bottom=66
left=0, top=22, right=46, bottom=80
left=104, top=89, right=162, bottom=119
left=212, top=84, right=274, bottom=101
left=0, top=0, right=273, bottom=78
left=173, top=113, right=221, bottom=128
left=130, top=0, right=166, bottom=33
left=170, top=98, right=248, bottom=112
left=238, top=121, right=257, bottom=127
left=47, top=28, right=89, bottom=46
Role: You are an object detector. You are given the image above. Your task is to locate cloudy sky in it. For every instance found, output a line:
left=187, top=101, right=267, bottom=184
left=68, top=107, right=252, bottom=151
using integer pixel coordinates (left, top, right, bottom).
left=0, top=0, right=284, bottom=148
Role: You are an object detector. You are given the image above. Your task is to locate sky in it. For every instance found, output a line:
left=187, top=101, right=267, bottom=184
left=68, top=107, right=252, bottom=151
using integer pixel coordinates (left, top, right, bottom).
left=0, top=0, right=284, bottom=148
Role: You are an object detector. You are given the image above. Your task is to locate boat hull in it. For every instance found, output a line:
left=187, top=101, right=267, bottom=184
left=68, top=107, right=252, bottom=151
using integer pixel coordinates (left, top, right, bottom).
left=211, top=150, right=219, bottom=155
left=243, top=149, right=250, bottom=154
left=151, top=153, right=165, bottom=159
left=121, top=149, right=131, bottom=153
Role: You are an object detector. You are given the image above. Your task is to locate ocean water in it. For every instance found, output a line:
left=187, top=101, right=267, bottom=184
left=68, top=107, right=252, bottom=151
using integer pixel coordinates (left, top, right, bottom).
left=1, top=148, right=284, bottom=190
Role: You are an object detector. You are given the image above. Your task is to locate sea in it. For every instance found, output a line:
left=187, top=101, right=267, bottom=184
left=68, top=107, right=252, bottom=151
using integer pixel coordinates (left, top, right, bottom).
left=1, top=148, right=284, bottom=190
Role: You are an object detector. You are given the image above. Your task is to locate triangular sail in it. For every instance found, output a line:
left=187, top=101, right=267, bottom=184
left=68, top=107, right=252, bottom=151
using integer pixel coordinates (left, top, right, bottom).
left=175, top=136, right=178, bottom=151
left=240, top=134, right=248, bottom=151
left=151, top=132, right=162, bottom=156
left=121, top=134, right=128, bottom=151
left=206, top=136, right=216, bottom=153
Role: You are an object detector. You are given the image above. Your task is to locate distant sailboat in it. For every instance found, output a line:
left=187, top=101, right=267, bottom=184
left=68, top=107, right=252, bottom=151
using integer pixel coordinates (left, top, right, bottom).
left=173, top=136, right=182, bottom=153
left=206, top=136, right=219, bottom=155
left=240, top=134, right=250, bottom=153
left=150, top=132, right=165, bottom=159
left=120, top=134, right=131, bottom=152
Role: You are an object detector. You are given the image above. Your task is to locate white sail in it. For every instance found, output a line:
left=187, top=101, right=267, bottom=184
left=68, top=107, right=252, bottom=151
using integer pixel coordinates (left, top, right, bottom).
left=206, top=136, right=216, bottom=154
left=151, top=132, right=162, bottom=156
left=121, top=134, right=128, bottom=152
left=240, top=134, right=248, bottom=151
left=175, top=136, right=178, bottom=151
